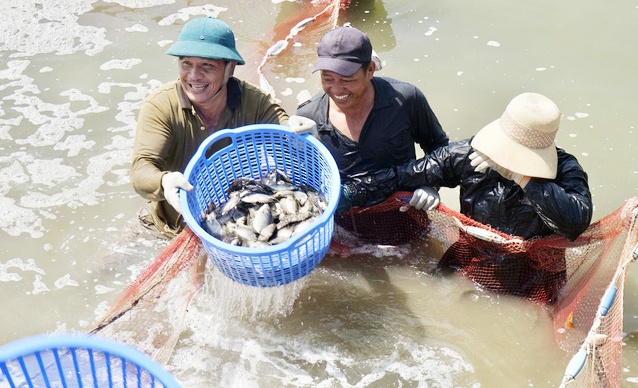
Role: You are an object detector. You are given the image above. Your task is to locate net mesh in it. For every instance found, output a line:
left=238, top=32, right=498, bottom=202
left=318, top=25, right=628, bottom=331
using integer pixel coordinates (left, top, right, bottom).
left=334, top=192, right=638, bottom=387
left=91, top=193, right=638, bottom=386
left=90, top=229, right=207, bottom=365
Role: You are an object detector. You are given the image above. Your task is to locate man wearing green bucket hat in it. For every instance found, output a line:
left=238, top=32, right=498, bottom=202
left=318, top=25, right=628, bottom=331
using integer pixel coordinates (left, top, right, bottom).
left=131, top=17, right=288, bottom=238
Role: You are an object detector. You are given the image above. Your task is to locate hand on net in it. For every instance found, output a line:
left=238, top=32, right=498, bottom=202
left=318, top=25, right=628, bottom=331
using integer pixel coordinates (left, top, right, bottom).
left=469, top=150, right=529, bottom=187
left=288, top=115, right=318, bottom=138
left=161, top=171, right=194, bottom=213
left=408, top=185, right=440, bottom=211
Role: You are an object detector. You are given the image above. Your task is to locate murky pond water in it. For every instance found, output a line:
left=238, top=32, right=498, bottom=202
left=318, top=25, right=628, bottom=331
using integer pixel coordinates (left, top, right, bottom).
left=1, top=0, right=637, bottom=386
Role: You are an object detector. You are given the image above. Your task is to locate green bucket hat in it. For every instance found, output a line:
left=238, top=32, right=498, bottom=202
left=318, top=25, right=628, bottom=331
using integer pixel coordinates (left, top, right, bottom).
left=166, top=17, right=245, bottom=65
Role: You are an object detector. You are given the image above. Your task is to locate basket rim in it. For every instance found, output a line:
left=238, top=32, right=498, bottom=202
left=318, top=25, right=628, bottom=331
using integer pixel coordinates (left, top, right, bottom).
left=0, top=333, right=180, bottom=387
left=179, top=124, right=341, bottom=254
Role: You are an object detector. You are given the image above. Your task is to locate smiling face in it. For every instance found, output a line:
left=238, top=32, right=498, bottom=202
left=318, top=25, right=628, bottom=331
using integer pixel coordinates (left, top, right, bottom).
left=178, top=57, right=233, bottom=105
left=319, top=63, right=374, bottom=111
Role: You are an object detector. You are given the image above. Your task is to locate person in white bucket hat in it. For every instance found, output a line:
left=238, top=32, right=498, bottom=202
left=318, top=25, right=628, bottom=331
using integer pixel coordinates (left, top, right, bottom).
left=399, top=91, right=592, bottom=241
left=131, top=17, right=288, bottom=238
left=391, top=92, right=593, bottom=302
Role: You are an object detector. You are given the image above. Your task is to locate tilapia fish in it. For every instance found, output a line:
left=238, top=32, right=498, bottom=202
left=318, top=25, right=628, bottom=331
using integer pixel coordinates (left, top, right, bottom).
left=202, top=170, right=327, bottom=247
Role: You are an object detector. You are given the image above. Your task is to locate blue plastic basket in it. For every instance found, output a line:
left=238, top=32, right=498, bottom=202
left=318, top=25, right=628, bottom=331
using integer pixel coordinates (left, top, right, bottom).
left=180, top=124, right=341, bottom=287
left=0, top=334, right=180, bottom=388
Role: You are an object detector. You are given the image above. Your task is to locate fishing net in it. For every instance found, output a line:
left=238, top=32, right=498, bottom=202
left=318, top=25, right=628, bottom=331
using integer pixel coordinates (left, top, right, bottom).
left=91, top=192, right=638, bottom=386
left=334, top=192, right=638, bottom=387
left=90, top=228, right=207, bottom=365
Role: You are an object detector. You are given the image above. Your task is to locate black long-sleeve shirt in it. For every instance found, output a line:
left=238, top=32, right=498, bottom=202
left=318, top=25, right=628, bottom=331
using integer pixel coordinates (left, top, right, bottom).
left=296, top=76, right=449, bottom=180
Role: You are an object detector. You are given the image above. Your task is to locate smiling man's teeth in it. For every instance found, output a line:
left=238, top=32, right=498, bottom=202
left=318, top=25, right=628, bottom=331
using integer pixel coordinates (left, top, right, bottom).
left=335, top=94, right=349, bottom=101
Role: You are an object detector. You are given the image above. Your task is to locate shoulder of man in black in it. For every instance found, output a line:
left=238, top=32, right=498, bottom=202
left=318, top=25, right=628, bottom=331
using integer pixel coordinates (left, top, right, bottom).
left=373, top=76, right=421, bottom=95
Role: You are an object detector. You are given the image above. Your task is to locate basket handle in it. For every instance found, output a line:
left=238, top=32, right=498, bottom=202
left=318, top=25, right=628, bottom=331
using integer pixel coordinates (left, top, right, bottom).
left=179, top=124, right=302, bottom=213
left=193, top=124, right=295, bottom=164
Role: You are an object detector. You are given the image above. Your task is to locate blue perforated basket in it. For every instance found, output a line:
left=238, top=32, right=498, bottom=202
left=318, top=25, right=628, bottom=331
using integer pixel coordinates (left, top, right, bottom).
left=0, top=334, right=180, bottom=387
left=180, top=124, right=341, bottom=287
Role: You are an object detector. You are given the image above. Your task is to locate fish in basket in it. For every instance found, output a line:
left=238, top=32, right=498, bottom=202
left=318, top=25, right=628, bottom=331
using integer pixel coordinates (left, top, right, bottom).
left=180, top=124, right=341, bottom=287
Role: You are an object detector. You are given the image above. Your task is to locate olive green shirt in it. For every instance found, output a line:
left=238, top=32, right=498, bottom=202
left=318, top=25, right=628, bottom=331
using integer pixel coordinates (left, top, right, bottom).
left=131, top=77, right=288, bottom=237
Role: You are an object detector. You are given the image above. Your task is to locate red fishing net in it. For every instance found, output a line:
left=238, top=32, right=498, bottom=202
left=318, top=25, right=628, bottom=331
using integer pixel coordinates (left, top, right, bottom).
left=91, top=193, right=638, bottom=387
left=333, top=192, right=638, bottom=387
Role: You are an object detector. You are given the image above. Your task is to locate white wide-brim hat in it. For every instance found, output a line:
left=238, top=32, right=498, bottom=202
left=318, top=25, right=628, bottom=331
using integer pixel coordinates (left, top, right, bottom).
left=471, top=92, right=561, bottom=179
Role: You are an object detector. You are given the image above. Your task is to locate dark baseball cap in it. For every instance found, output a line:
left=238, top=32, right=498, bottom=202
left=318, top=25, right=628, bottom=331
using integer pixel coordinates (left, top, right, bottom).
left=313, top=26, right=372, bottom=77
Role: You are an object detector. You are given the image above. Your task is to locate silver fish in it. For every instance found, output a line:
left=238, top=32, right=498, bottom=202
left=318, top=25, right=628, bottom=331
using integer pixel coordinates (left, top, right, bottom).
left=258, top=223, right=277, bottom=242
left=241, top=193, right=275, bottom=204
left=279, top=195, right=298, bottom=214
left=202, top=170, right=327, bottom=247
left=252, top=204, right=273, bottom=234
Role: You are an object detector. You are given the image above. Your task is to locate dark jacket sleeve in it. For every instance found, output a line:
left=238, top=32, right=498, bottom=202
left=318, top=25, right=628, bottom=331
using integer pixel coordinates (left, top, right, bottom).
left=396, top=141, right=593, bottom=241
left=396, top=139, right=472, bottom=190
left=522, top=149, right=593, bottom=241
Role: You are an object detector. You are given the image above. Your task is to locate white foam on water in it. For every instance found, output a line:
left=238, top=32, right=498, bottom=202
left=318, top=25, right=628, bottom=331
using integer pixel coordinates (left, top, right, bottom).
left=94, top=284, right=114, bottom=294
left=125, top=24, right=148, bottom=33
left=0, top=258, right=45, bottom=282
left=30, top=274, right=50, bottom=295
left=280, top=88, right=293, bottom=97
left=296, top=89, right=312, bottom=105
left=102, top=0, right=174, bottom=9
left=158, top=5, right=227, bottom=26
left=100, top=58, right=143, bottom=71
left=3, top=1, right=111, bottom=58
left=54, top=135, right=96, bottom=157
left=285, top=77, right=305, bottom=84
left=54, top=274, right=80, bottom=289
left=0, top=194, right=46, bottom=238
left=0, top=17, right=124, bottom=245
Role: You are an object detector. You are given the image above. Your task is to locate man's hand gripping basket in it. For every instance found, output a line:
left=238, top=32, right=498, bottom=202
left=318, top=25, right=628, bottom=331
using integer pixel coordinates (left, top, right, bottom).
left=180, top=124, right=341, bottom=287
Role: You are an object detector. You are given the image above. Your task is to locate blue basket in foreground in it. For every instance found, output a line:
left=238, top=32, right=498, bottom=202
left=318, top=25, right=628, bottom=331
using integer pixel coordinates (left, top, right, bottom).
left=180, top=124, right=341, bottom=287
left=0, top=334, right=180, bottom=388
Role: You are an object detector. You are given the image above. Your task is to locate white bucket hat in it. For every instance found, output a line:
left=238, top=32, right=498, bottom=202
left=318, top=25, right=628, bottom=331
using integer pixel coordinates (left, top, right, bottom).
left=470, top=92, right=562, bottom=179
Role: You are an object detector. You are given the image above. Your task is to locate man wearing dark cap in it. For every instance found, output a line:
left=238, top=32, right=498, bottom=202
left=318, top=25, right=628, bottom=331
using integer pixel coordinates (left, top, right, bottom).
left=294, top=26, right=448, bottom=211
left=131, top=17, right=288, bottom=238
